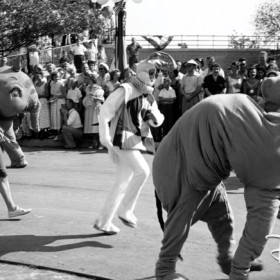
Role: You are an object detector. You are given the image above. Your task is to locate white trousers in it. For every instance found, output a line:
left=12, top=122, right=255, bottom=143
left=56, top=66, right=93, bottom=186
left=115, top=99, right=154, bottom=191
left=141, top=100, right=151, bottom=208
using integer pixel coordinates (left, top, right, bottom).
left=96, top=148, right=150, bottom=228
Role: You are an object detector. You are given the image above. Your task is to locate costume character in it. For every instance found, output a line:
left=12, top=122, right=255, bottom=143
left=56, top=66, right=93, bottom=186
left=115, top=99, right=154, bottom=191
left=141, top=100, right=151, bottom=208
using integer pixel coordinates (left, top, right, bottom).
left=153, top=77, right=280, bottom=280
left=0, top=59, right=40, bottom=218
left=94, top=54, right=166, bottom=235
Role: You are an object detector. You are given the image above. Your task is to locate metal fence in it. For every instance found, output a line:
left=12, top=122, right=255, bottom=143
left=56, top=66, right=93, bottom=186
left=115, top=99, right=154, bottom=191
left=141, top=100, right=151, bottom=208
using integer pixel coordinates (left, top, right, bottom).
left=125, top=34, right=280, bottom=50
left=5, top=34, right=280, bottom=67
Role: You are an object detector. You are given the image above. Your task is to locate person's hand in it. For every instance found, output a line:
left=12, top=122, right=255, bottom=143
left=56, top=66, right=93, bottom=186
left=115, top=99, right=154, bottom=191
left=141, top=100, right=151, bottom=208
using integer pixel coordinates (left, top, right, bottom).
left=147, top=112, right=157, bottom=123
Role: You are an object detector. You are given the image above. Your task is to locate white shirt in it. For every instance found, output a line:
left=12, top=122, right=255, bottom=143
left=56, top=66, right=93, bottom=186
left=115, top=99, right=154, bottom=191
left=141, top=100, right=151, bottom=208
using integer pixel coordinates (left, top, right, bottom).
left=181, top=72, right=203, bottom=94
left=87, top=46, right=98, bottom=61
left=67, top=88, right=82, bottom=103
left=158, top=88, right=176, bottom=99
left=70, top=44, right=87, bottom=56
left=67, top=108, right=83, bottom=128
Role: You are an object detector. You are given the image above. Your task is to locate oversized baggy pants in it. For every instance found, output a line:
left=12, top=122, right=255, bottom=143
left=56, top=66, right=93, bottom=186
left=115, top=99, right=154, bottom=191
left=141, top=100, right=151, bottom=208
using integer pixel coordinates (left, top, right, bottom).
left=155, top=183, right=235, bottom=278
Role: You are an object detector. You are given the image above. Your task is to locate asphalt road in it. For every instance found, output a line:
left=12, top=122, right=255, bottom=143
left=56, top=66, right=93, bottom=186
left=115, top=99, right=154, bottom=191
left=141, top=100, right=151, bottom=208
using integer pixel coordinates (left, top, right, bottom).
left=0, top=147, right=279, bottom=280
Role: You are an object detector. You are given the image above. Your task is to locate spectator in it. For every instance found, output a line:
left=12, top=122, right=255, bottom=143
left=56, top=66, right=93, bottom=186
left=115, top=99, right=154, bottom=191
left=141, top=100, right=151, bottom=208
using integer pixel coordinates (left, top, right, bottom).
left=86, top=40, right=98, bottom=64
left=65, top=65, right=78, bottom=91
left=195, top=57, right=204, bottom=75
left=97, top=45, right=107, bottom=65
left=96, top=62, right=110, bottom=88
left=59, top=50, right=71, bottom=65
left=66, top=78, right=83, bottom=115
left=202, top=56, right=225, bottom=78
left=180, top=59, right=204, bottom=114
left=226, top=61, right=243, bottom=93
left=122, top=67, right=135, bottom=83
left=175, top=60, right=184, bottom=80
left=238, top=57, right=247, bottom=79
left=83, top=73, right=104, bottom=149
left=58, top=61, right=70, bottom=83
left=60, top=99, right=83, bottom=149
left=169, top=69, right=182, bottom=121
left=255, top=51, right=268, bottom=70
left=0, top=56, right=8, bottom=68
left=203, top=63, right=226, bottom=96
left=104, top=69, right=121, bottom=99
left=49, top=71, right=66, bottom=140
left=241, top=66, right=262, bottom=103
left=158, top=77, right=176, bottom=138
left=126, top=37, right=142, bottom=68
left=70, top=37, right=87, bottom=73
left=34, top=72, right=51, bottom=139
left=88, top=60, right=98, bottom=74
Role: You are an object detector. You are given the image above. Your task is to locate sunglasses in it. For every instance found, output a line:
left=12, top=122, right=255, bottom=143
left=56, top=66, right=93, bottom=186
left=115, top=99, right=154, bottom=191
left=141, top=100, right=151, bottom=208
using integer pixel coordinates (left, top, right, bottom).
left=99, top=67, right=105, bottom=70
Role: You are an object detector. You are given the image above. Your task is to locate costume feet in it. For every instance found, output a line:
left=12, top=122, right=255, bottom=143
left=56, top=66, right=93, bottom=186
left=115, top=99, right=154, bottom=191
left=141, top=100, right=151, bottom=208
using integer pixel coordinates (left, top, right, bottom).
left=8, top=206, right=32, bottom=218
left=156, top=273, right=189, bottom=280
left=93, top=221, right=120, bottom=235
left=219, top=257, right=263, bottom=275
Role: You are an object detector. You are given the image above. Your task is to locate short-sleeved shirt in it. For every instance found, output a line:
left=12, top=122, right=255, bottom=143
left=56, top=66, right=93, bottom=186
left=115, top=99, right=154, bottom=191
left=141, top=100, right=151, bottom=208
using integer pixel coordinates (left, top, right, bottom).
left=203, top=75, right=226, bottom=95
left=181, top=72, right=203, bottom=94
left=67, top=108, right=83, bottom=128
left=71, top=44, right=87, bottom=56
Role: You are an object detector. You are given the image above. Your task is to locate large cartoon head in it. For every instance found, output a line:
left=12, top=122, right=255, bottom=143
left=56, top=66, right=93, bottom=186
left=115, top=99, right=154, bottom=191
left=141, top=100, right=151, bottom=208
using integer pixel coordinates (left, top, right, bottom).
left=0, top=63, right=40, bottom=131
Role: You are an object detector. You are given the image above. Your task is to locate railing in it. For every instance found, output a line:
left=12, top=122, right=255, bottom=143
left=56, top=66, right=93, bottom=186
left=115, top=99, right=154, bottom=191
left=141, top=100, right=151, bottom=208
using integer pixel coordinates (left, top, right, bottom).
left=5, top=34, right=280, bottom=68
left=125, top=34, right=280, bottom=50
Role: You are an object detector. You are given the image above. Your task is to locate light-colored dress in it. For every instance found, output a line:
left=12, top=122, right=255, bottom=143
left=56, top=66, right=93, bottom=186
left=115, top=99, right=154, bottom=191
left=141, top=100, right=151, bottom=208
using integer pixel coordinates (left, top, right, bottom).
left=83, top=84, right=104, bottom=134
left=34, top=80, right=50, bottom=129
left=50, top=80, right=65, bottom=130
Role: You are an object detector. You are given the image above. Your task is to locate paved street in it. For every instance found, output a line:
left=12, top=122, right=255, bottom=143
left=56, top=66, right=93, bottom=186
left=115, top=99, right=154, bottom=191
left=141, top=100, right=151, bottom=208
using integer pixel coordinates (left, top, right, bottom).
left=0, top=147, right=280, bottom=280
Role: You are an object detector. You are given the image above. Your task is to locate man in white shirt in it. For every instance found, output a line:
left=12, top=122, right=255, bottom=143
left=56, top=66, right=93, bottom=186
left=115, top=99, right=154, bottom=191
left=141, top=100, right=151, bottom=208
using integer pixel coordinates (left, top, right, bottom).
left=60, top=99, right=83, bottom=149
left=70, top=37, right=87, bottom=73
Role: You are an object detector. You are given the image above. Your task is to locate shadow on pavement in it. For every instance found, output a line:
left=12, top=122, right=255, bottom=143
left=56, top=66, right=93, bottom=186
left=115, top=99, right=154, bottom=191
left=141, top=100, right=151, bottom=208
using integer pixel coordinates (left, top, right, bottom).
left=0, top=233, right=112, bottom=257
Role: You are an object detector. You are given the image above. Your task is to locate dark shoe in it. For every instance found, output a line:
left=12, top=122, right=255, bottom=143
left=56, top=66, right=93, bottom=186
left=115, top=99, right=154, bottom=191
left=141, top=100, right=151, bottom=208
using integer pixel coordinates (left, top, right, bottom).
left=118, top=216, right=137, bottom=228
left=250, top=258, right=263, bottom=272
left=219, top=257, right=263, bottom=275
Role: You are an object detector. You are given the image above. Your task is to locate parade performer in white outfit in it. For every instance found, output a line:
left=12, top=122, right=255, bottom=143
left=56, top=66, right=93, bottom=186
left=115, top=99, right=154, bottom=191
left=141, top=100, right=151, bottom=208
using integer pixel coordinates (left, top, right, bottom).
left=94, top=55, right=165, bottom=235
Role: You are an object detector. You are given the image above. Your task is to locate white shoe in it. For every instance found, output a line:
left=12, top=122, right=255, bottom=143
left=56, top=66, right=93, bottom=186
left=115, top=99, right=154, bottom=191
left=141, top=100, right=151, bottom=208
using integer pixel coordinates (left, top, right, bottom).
left=8, top=206, right=32, bottom=218
left=93, top=220, right=120, bottom=235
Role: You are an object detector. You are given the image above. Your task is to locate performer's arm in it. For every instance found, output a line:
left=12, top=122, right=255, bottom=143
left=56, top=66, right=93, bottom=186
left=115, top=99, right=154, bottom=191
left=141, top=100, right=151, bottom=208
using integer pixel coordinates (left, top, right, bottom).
left=98, top=87, right=125, bottom=149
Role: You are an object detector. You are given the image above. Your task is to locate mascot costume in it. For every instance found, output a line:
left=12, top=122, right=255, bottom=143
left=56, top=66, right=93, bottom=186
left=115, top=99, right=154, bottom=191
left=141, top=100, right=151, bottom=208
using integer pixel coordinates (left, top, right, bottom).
left=152, top=76, right=280, bottom=280
left=93, top=53, right=170, bottom=235
left=0, top=57, right=40, bottom=218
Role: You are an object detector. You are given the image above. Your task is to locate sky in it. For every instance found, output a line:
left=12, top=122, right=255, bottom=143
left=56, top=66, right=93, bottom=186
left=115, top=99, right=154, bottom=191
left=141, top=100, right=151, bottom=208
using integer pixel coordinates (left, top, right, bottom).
left=123, top=0, right=264, bottom=36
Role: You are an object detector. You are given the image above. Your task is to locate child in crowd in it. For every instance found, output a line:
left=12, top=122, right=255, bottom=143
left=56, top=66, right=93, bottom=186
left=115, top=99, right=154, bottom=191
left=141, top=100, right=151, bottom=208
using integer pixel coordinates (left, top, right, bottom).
left=83, top=73, right=105, bottom=149
left=157, top=77, right=176, bottom=139
left=67, top=78, right=83, bottom=116
left=49, top=71, right=66, bottom=140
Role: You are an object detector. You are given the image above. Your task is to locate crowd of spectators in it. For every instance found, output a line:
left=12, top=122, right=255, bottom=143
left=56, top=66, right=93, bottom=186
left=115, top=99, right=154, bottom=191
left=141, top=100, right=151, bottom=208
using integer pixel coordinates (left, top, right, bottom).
left=3, top=46, right=279, bottom=149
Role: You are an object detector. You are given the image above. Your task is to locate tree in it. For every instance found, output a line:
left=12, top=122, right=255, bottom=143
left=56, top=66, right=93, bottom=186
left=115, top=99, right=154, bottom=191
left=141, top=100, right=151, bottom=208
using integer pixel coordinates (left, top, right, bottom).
left=228, top=32, right=260, bottom=49
left=0, top=0, right=108, bottom=55
left=253, top=0, right=280, bottom=45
